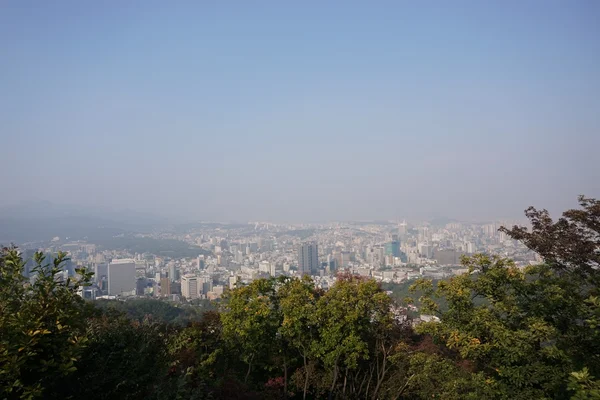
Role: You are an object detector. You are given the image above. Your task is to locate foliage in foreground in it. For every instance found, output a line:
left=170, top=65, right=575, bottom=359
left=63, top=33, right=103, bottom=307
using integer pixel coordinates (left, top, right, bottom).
left=0, top=196, right=599, bottom=399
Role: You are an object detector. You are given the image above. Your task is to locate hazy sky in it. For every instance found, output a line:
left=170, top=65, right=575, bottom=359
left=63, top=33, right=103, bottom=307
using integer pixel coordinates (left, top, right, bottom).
left=1, top=1, right=599, bottom=222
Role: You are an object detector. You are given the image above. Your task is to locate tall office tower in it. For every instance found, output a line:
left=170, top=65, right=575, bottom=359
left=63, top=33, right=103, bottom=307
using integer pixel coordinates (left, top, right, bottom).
left=418, top=243, right=432, bottom=259
left=385, top=239, right=401, bottom=257
left=181, top=275, right=199, bottom=299
left=269, top=263, right=276, bottom=277
left=108, top=259, right=136, bottom=296
left=465, top=242, right=476, bottom=254
left=199, top=276, right=213, bottom=295
left=298, top=243, right=318, bottom=276
left=168, top=263, right=179, bottom=282
left=160, top=277, right=172, bottom=296
left=235, top=250, right=244, bottom=264
left=94, top=262, right=108, bottom=283
left=339, top=251, right=351, bottom=268
left=398, top=220, right=407, bottom=235
left=136, top=277, right=147, bottom=296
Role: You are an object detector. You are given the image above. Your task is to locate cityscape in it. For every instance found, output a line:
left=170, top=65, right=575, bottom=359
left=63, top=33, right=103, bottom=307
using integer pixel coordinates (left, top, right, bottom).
left=1, top=1, right=598, bottom=399
left=14, top=217, right=537, bottom=308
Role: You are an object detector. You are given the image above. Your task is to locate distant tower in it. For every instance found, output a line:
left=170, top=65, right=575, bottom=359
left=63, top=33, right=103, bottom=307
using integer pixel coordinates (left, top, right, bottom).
left=160, top=277, right=172, bottom=296
left=298, top=243, right=318, bottom=276
left=108, top=259, right=136, bottom=296
left=181, top=276, right=199, bottom=299
left=399, top=220, right=407, bottom=235
left=168, top=263, right=179, bottom=282
left=94, top=262, right=108, bottom=283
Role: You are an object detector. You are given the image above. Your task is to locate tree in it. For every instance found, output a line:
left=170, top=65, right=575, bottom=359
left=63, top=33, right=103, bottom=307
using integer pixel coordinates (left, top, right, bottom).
left=413, top=196, right=600, bottom=399
left=167, top=311, right=224, bottom=399
left=0, top=248, right=93, bottom=399
left=65, top=316, right=171, bottom=400
left=220, top=278, right=282, bottom=385
left=312, top=274, right=393, bottom=399
left=413, top=255, right=572, bottom=398
left=500, top=196, right=600, bottom=378
left=278, top=275, right=321, bottom=399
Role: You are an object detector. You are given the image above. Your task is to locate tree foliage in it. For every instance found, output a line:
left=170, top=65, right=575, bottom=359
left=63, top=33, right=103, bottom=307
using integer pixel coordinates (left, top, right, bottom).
left=414, top=196, right=600, bottom=399
left=0, top=248, right=93, bottom=399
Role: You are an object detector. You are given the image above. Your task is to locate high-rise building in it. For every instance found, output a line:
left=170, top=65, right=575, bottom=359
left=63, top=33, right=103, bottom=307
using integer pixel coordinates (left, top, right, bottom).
left=160, top=277, right=172, bottom=296
left=339, top=251, right=351, bottom=268
left=94, top=262, right=108, bottom=283
left=181, top=275, right=199, bottom=299
left=465, top=242, right=476, bottom=254
left=168, top=263, right=179, bottom=282
left=418, top=243, right=432, bottom=259
left=136, top=277, right=147, bottom=296
left=385, top=241, right=401, bottom=257
left=229, top=275, right=238, bottom=289
left=199, top=276, right=212, bottom=295
left=235, top=250, right=244, bottom=264
left=433, top=249, right=463, bottom=265
left=298, top=243, right=318, bottom=276
left=108, top=259, right=136, bottom=296
left=399, top=220, right=408, bottom=235
left=365, top=246, right=383, bottom=266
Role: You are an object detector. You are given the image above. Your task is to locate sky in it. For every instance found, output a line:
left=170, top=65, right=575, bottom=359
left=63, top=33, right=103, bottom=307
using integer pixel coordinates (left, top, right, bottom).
left=1, top=1, right=599, bottom=222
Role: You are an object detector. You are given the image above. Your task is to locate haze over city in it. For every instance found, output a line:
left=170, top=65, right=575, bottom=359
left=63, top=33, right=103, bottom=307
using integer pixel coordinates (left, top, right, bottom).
left=2, top=1, right=599, bottom=222
left=3, top=3, right=600, bottom=400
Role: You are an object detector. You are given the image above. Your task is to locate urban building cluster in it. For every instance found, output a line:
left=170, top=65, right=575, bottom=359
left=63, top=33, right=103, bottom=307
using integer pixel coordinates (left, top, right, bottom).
left=18, top=219, right=538, bottom=303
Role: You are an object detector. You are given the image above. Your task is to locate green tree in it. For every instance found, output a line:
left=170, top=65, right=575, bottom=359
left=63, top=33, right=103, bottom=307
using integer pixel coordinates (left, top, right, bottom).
left=278, top=275, right=321, bottom=399
left=0, top=248, right=93, bottom=399
left=167, top=311, right=224, bottom=399
left=500, top=196, right=600, bottom=378
left=569, top=368, right=600, bottom=400
left=65, top=316, right=171, bottom=400
left=220, top=278, right=282, bottom=385
left=312, top=274, right=393, bottom=399
left=413, top=196, right=600, bottom=399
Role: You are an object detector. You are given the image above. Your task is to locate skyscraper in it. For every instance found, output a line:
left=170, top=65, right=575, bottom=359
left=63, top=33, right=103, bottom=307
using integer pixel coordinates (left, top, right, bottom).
left=108, top=259, right=136, bottom=296
left=399, top=220, right=407, bottom=235
left=385, top=239, right=401, bottom=257
left=94, top=262, right=108, bottom=283
left=160, top=277, right=172, bottom=296
left=136, top=277, right=147, bottom=296
left=298, top=243, right=318, bottom=276
left=168, top=263, right=179, bottom=282
left=199, top=276, right=212, bottom=295
left=181, top=275, right=199, bottom=299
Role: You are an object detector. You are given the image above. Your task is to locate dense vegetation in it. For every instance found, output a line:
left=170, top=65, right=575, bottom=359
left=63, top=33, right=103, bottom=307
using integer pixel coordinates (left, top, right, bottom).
left=1, top=197, right=599, bottom=399
left=93, top=235, right=211, bottom=258
left=93, top=298, right=214, bottom=326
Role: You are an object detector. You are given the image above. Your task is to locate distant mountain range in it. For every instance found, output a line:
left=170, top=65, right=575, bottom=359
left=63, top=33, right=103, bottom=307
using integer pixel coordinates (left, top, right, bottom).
left=0, top=201, right=167, bottom=244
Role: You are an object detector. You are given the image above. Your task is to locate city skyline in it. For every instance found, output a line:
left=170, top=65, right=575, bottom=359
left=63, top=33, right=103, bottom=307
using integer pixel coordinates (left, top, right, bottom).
left=0, top=199, right=536, bottom=226
left=1, top=2, right=597, bottom=398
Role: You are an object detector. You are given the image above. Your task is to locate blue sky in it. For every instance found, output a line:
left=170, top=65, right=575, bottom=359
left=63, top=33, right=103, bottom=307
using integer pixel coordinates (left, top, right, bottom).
left=1, top=1, right=599, bottom=222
